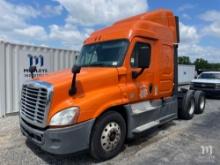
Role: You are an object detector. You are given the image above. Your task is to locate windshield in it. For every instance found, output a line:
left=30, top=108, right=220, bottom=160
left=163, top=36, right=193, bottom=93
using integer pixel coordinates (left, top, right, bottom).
left=78, top=40, right=129, bottom=67
left=198, top=73, right=220, bottom=79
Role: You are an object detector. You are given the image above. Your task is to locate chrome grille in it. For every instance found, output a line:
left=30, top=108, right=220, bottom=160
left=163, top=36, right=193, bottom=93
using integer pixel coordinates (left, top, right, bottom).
left=20, top=81, right=53, bottom=128
left=194, top=83, right=215, bottom=89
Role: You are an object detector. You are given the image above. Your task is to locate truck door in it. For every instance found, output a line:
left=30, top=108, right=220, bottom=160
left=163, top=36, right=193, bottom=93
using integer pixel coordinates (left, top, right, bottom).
left=125, top=37, right=161, bottom=124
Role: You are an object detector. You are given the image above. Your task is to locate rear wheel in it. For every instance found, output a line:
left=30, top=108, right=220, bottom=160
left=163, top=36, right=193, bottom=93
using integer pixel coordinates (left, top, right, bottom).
left=194, top=91, right=206, bottom=114
left=90, top=111, right=126, bottom=161
left=178, top=90, right=195, bottom=120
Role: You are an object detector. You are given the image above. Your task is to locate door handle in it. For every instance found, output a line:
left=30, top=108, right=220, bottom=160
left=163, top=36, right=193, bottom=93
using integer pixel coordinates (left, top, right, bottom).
left=149, top=83, right=153, bottom=94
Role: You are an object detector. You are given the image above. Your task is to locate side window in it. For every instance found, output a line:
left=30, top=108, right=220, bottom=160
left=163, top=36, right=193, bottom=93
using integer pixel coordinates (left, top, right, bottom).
left=130, top=42, right=151, bottom=68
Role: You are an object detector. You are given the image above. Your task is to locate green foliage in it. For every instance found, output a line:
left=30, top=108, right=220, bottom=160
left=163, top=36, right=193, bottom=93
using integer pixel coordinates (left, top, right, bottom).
left=194, top=58, right=209, bottom=70
left=194, top=58, right=220, bottom=71
left=178, top=56, right=191, bottom=64
left=178, top=56, right=220, bottom=71
left=207, top=63, right=220, bottom=71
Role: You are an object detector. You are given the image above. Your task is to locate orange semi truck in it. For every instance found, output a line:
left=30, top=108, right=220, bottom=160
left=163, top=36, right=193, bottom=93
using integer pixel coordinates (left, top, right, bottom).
left=20, top=9, right=206, bottom=160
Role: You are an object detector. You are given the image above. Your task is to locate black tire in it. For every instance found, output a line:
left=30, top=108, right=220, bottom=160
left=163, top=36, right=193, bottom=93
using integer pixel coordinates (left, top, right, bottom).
left=194, top=91, right=206, bottom=114
left=178, top=90, right=195, bottom=120
left=90, top=111, right=126, bottom=161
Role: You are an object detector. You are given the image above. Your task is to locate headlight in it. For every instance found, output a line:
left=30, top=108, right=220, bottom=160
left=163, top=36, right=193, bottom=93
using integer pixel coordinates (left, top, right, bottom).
left=50, top=107, right=79, bottom=126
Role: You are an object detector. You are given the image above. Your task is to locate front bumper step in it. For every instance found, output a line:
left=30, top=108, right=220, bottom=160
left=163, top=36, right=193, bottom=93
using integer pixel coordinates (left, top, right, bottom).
left=20, top=118, right=95, bottom=154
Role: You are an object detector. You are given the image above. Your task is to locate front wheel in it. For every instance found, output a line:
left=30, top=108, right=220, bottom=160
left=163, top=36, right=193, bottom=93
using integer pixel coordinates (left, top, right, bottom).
left=90, top=111, right=126, bottom=161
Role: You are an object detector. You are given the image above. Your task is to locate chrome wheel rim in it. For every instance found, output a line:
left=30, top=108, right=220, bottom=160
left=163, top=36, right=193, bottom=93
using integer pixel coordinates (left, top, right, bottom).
left=101, top=122, right=121, bottom=152
left=200, top=96, right=205, bottom=110
left=189, top=99, right=195, bottom=115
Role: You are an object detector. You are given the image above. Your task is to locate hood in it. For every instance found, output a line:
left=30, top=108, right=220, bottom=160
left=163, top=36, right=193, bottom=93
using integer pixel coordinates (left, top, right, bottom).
left=191, top=78, right=220, bottom=84
left=37, top=67, right=120, bottom=94
left=36, top=67, right=120, bottom=124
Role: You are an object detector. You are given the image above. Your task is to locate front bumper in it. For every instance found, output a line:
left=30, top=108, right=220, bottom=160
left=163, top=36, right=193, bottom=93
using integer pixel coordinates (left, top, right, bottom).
left=190, top=87, right=220, bottom=95
left=20, top=118, right=95, bottom=155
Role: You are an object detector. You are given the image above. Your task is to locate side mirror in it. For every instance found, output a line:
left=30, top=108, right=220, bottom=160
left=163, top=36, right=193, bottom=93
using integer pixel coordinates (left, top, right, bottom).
left=29, top=66, right=37, bottom=79
left=72, top=65, right=81, bottom=74
left=131, top=43, right=150, bottom=79
left=132, top=54, right=147, bottom=78
left=137, top=49, right=150, bottom=68
left=69, top=65, right=81, bottom=96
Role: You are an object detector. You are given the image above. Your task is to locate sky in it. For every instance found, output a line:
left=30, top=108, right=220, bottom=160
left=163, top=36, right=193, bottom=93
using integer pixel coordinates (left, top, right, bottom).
left=1, top=0, right=220, bottom=62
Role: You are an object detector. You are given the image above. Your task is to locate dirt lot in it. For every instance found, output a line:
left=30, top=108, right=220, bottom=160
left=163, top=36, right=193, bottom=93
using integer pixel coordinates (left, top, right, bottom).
left=0, top=98, right=220, bottom=165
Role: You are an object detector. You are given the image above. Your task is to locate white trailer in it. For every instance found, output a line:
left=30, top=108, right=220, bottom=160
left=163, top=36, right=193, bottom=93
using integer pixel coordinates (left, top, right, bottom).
left=178, top=64, right=196, bottom=85
left=0, top=41, right=79, bottom=117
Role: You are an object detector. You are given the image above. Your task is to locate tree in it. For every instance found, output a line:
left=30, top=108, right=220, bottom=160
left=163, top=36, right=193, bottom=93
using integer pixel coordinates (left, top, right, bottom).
left=178, top=56, right=191, bottom=64
left=194, top=58, right=209, bottom=70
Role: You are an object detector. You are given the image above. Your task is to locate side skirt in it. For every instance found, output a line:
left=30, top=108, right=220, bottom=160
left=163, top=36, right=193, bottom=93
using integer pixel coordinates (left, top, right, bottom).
left=133, top=113, right=177, bottom=134
left=124, top=96, right=178, bottom=138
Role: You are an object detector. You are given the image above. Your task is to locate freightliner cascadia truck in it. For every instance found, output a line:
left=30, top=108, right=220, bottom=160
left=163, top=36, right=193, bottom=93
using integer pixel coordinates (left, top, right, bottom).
left=20, top=9, right=206, bottom=160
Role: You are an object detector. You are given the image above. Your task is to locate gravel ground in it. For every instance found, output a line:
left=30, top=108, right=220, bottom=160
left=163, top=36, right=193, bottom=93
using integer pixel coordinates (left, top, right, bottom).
left=0, top=98, right=220, bottom=165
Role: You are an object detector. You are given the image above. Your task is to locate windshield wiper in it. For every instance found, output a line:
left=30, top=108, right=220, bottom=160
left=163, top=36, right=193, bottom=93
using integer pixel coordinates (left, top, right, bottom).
left=81, top=63, right=113, bottom=67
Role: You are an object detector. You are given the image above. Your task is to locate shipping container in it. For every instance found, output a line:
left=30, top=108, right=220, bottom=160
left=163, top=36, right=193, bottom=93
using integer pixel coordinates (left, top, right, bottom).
left=0, top=41, right=79, bottom=117
left=178, top=64, right=196, bottom=85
